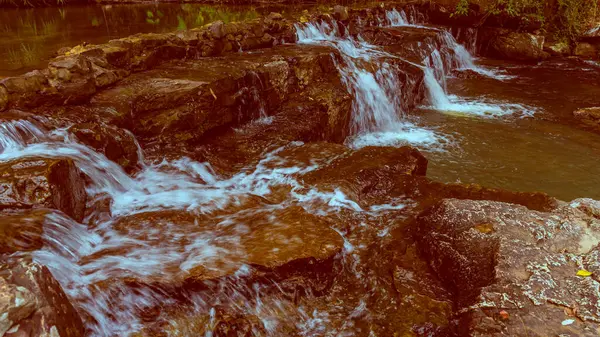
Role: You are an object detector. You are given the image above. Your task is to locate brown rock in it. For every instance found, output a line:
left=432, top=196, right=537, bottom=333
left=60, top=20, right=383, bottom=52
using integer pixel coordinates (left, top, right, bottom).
left=209, top=20, right=225, bottom=39
left=0, top=276, right=36, bottom=336
left=574, top=107, right=600, bottom=131
left=103, top=206, right=343, bottom=288
left=0, top=85, right=7, bottom=111
left=333, top=5, right=349, bottom=21
left=0, top=209, right=48, bottom=254
left=0, top=158, right=87, bottom=221
left=489, top=32, right=548, bottom=61
left=574, top=42, right=598, bottom=59
left=69, top=122, right=140, bottom=173
left=417, top=198, right=600, bottom=336
left=0, top=258, right=85, bottom=337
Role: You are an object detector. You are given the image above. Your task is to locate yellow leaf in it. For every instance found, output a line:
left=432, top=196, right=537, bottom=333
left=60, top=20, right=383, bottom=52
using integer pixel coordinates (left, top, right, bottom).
left=474, top=223, right=494, bottom=234
left=577, top=269, right=593, bottom=277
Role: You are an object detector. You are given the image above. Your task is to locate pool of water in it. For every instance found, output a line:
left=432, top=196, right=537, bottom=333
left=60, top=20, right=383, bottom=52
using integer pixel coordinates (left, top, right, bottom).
left=416, top=58, right=600, bottom=201
left=0, top=3, right=285, bottom=76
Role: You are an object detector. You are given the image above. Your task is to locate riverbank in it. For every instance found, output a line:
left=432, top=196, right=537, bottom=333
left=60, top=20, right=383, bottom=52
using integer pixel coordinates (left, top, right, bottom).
left=1, top=3, right=600, bottom=336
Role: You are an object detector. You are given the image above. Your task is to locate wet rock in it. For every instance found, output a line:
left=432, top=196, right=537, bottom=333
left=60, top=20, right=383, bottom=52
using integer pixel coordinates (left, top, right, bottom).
left=0, top=258, right=85, bottom=337
left=333, top=5, right=349, bottom=21
left=69, top=122, right=141, bottom=173
left=107, top=206, right=343, bottom=289
left=417, top=198, right=600, bottom=336
left=0, top=209, right=48, bottom=254
left=489, top=32, right=548, bottom=61
left=0, top=85, right=7, bottom=111
left=574, top=107, right=600, bottom=131
left=574, top=42, right=598, bottom=59
left=544, top=40, right=571, bottom=56
left=90, top=45, right=344, bottom=146
left=0, top=70, right=48, bottom=109
left=0, top=158, right=87, bottom=221
left=137, top=307, right=266, bottom=337
left=302, top=146, right=428, bottom=205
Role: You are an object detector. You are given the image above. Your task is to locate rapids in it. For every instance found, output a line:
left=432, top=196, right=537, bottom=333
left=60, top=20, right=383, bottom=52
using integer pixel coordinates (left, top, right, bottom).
left=2, top=5, right=600, bottom=337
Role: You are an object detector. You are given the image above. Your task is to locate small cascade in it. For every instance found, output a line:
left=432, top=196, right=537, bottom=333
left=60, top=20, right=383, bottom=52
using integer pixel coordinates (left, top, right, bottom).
left=296, top=21, right=441, bottom=149
left=0, top=119, right=47, bottom=153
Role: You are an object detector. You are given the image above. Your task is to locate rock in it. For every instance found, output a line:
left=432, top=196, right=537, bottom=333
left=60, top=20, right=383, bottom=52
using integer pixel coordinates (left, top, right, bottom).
left=301, top=146, right=428, bottom=206
left=209, top=20, right=225, bottom=39
left=489, top=32, right=548, bottom=61
left=417, top=198, right=600, bottom=336
left=574, top=42, right=598, bottom=59
left=574, top=107, right=600, bottom=131
left=333, top=5, right=349, bottom=21
left=0, top=258, right=85, bottom=337
left=0, top=277, right=36, bottom=336
left=0, top=209, right=48, bottom=254
left=0, top=158, right=87, bottom=221
left=69, top=122, right=141, bottom=173
left=544, top=40, right=571, bottom=56
left=0, top=85, right=8, bottom=111
left=90, top=45, right=344, bottom=146
left=136, top=307, right=266, bottom=337
left=103, top=206, right=343, bottom=288
left=583, top=24, right=600, bottom=42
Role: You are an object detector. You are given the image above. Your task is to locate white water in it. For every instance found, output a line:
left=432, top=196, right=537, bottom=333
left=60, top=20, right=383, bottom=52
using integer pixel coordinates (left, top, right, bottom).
left=0, top=116, right=408, bottom=335
left=296, top=20, right=442, bottom=150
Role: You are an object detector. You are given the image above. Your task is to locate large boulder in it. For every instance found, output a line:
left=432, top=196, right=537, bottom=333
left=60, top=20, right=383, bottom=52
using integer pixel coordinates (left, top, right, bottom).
left=0, top=258, right=85, bottom=337
left=417, top=198, right=600, bottom=336
left=0, top=158, right=87, bottom=221
left=69, top=122, right=141, bottom=173
left=488, top=31, right=548, bottom=61
left=574, top=42, right=599, bottom=59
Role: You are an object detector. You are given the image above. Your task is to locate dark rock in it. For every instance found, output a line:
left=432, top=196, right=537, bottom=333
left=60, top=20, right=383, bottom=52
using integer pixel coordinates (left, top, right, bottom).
left=417, top=198, right=600, bottom=336
left=333, top=5, right=349, bottom=21
left=0, top=158, right=87, bottom=221
left=574, top=107, right=600, bottom=132
left=101, top=206, right=343, bottom=288
left=0, top=258, right=85, bottom=337
left=0, top=209, right=48, bottom=254
left=574, top=42, right=598, bottom=59
left=69, top=122, right=141, bottom=173
left=0, top=85, right=8, bottom=111
left=489, top=32, right=548, bottom=61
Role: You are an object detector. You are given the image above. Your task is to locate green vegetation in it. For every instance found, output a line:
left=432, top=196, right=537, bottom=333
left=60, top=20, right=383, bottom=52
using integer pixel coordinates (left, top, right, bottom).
left=453, top=0, right=598, bottom=41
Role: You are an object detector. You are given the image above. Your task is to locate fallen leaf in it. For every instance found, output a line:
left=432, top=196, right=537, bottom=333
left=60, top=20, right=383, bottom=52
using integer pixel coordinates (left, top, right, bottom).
left=577, top=269, right=593, bottom=277
left=474, top=223, right=494, bottom=234
left=562, top=319, right=575, bottom=326
left=209, top=88, right=217, bottom=100
left=499, top=310, right=509, bottom=320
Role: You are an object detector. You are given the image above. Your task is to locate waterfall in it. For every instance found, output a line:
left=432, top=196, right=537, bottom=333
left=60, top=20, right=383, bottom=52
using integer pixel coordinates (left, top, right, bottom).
left=296, top=21, right=441, bottom=149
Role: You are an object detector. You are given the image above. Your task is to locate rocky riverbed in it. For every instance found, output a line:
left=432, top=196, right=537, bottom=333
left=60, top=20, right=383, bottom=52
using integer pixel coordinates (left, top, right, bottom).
left=1, top=3, right=600, bottom=337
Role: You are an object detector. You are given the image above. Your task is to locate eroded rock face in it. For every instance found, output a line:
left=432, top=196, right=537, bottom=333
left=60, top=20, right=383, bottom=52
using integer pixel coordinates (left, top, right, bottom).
left=0, top=258, right=85, bottom=337
left=0, top=158, right=87, bottom=221
left=69, top=122, right=140, bottom=173
left=417, top=198, right=600, bottom=336
left=489, top=31, right=548, bottom=61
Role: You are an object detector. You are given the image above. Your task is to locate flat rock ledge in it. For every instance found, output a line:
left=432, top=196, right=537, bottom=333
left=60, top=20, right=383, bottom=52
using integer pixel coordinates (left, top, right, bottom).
left=417, top=198, right=600, bottom=336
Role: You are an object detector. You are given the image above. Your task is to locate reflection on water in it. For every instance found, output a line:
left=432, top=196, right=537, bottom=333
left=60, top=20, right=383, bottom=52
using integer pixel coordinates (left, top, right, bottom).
left=0, top=4, right=266, bottom=76
left=422, top=112, right=600, bottom=201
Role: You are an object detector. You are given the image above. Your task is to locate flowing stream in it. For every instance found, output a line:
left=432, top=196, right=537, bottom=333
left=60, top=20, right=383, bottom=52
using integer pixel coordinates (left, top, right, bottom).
left=2, top=6, right=600, bottom=337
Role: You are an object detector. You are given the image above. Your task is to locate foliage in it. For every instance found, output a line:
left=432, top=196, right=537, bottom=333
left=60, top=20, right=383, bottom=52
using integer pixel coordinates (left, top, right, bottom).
left=555, top=0, right=598, bottom=41
left=452, top=0, right=598, bottom=41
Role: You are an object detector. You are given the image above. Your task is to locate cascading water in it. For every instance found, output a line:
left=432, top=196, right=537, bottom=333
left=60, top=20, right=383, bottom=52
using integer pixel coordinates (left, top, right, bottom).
left=295, top=20, right=441, bottom=149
